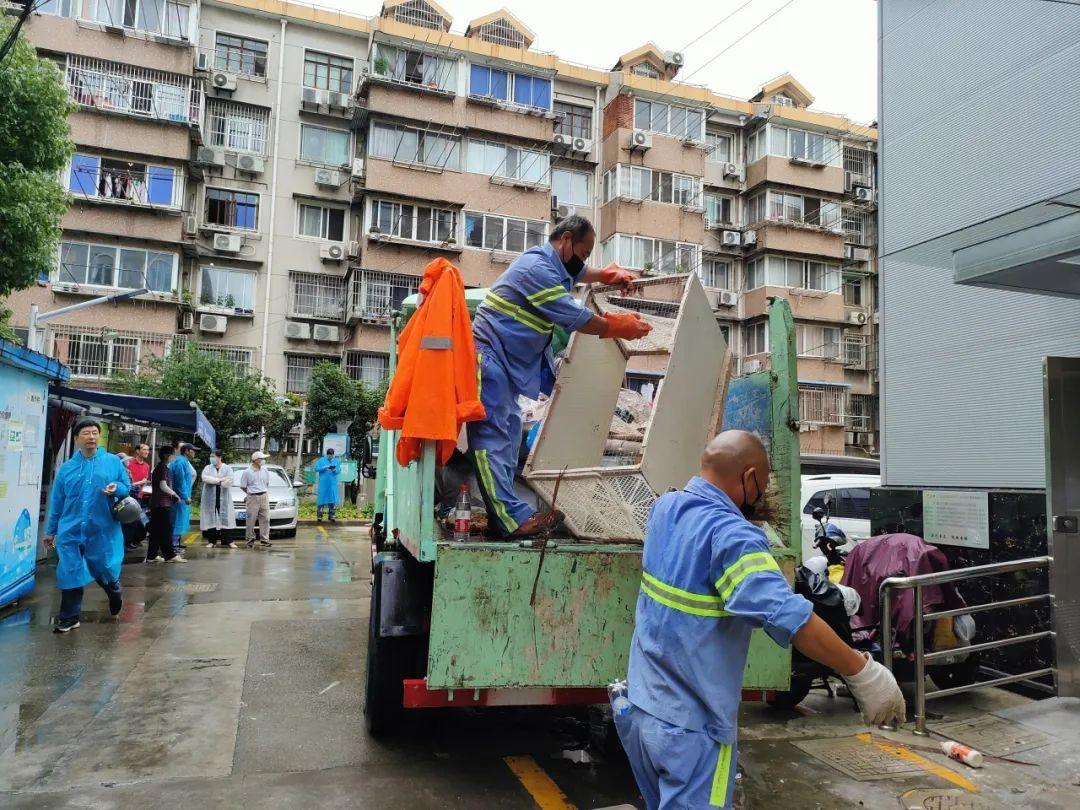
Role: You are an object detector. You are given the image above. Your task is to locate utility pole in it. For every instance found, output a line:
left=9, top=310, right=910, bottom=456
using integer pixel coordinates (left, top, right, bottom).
left=27, top=289, right=149, bottom=352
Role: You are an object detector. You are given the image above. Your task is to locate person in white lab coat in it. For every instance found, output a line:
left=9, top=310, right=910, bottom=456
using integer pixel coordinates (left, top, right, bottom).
left=200, top=450, right=236, bottom=549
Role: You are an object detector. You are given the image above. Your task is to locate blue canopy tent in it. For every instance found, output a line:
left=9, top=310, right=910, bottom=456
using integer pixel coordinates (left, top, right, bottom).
left=49, top=385, right=217, bottom=449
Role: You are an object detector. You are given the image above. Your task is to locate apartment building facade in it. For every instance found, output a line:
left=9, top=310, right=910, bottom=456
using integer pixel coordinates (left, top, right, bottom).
left=8, top=0, right=878, bottom=456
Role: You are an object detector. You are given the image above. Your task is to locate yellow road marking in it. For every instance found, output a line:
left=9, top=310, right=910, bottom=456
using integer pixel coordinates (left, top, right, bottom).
left=856, top=733, right=978, bottom=793
left=503, top=756, right=576, bottom=810
left=317, top=526, right=328, bottom=538
left=182, top=532, right=198, bottom=546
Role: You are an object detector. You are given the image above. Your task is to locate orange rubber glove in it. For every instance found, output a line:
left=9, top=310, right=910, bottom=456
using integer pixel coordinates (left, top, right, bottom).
left=598, top=265, right=636, bottom=289
left=602, top=312, right=653, bottom=341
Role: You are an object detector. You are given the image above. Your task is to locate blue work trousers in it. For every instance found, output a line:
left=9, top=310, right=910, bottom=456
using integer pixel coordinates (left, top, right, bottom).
left=59, top=578, right=122, bottom=622
left=466, top=349, right=534, bottom=536
left=615, top=703, right=737, bottom=810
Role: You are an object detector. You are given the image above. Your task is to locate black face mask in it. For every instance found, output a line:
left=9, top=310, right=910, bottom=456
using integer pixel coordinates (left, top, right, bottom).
left=564, top=254, right=585, bottom=276
left=740, top=473, right=763, bottom=519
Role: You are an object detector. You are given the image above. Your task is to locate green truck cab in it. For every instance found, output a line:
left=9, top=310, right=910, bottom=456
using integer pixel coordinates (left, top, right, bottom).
left=365, top=282, right=801, bottom=735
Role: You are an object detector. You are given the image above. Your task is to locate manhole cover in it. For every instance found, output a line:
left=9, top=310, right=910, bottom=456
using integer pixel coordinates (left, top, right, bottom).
left=928, top=715, right=1055, bottom=758
left=900, top=788, right=993, bottom=809
left=793, top=736, right=927, bottom=781
left=162, top=581, right=219, bottom=594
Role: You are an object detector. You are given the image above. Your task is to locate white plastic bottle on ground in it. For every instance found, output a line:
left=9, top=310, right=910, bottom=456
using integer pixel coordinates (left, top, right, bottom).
left=940, top=740, right=984, bottom=768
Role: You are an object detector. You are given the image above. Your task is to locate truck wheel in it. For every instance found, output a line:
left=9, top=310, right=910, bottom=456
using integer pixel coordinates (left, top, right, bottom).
left=364, top=569, right=422, bottom=736
left=767, top=675, right=813, bottom=710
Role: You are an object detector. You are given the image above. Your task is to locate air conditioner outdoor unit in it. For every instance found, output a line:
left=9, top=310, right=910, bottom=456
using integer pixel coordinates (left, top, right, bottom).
left=664, top=50, right=685, bottom=66
left=347, top=240, right=360, bottom=259
left=196, top=146, right=225, bottom=166
left=571, top=137, right=592, bottom=154
left=313, top=324, right=340, bottom=343
left=236, top=154, right=265, bottom=174
left=722, top=162, right=741, bottom=179
left=327, top=91, right=350, bottom=110
left=552, top=133, right=572, bottom=149
left=717, top=290, right=738, bottom=307
left=195, top=52, right=211, bottom=73
left=320, top=243, right=346, bottom=262
left=554, top=203, right=575, bottom=220
left=213, top=233, right=242, bottom=254
left=845, top=245, right=872, bottom=262
left=854, top=186, right=874, bottom=202
left=351, top=157, right=365, bottom=178
left=284, top=321, right=311, bottom=340
left=743, top=359, right=764, bottom=374
left=178, top=309, right=195, bottom=332
left=184, top=215, right=198, bottom=236
left=742, top=229, right=757, bottom=246
left=210, top=71, right=236, bottom=92
left=721, top=230, right=741, bottom=247
left=314, top=168, right=342, bottom=188
left=52, top=281, right=78, bottom=293
left=848, top=311, right=868, bottom=325
left=629, top=129, right=653, bottom=150
left=302, top=87, right=319, bottom=107
left=199, top=313, right=228, bottom=334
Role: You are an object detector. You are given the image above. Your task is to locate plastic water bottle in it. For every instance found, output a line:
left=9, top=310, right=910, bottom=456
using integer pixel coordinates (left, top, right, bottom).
left=453, top=485, right=471, bottom=541
left=607, top=679, right=631, bottom=717
left=940, top=740, right=984, bottom=768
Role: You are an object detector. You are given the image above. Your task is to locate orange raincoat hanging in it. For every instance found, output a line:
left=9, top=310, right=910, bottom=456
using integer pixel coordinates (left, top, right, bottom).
left=377, top=258, right=486, bottom=467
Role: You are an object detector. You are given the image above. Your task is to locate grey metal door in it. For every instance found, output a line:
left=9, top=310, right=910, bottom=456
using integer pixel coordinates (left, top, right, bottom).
left=1045, top=357, right=1080, bottom=697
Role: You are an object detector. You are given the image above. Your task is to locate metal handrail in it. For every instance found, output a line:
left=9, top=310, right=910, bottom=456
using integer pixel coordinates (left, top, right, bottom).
left=879, top=555, right=1053, bottom=735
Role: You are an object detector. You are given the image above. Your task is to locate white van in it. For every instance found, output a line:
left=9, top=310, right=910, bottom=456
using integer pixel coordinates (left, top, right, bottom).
left=799, top=473, right=880, bottom=562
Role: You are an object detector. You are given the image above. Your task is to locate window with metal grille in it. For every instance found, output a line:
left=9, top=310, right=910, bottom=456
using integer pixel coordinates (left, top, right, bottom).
left=297, top=202, right=346, bottom=241
left=65, top=55, right=198, bottom=124
left=845, top=393, right=877, bottom=432
left=206, top=99, right=269, bottom=155
left=476, top=19, right=525, bottom=48
left=554, top=101, right=592, bottom=139
left=842, top=206, right=874, bottom=245
left=290, top=272, right=346, bottom=320
left=205, top=187, right=259, bottom=230
left=285, top=354, right=335, bottom=394
left=344, top=352, right=390, bottom=388
left=49, top=326, right=171, bottom=379
left=799, top=385, right=844, bottom=426
left=843, top=145, right=875, bottom=187
left=843, top=334, right=868, bottom=368
left=349, top=271, right=420, bottom=321
left=392, top=0, right=445, bottom=30
left=464, top=213, right=547, bottom=252
left=173, top=338, right=254, bottom=374
left=215, top=33, right=268, bottom=77
left=630, top=62, right=661, bottom=79
left=303, top=51, right=353, bottom=93
left=57, top=241, right=177, bottom=293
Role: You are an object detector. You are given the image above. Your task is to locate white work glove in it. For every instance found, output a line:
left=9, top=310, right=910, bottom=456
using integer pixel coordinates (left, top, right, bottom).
left=844, top=653, right=906, bottom=727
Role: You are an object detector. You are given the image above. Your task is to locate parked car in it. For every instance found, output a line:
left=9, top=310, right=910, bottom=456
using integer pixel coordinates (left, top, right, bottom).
left=799, top=474, right=880, bottom=562
left=229, top=463, right=299, bottom=539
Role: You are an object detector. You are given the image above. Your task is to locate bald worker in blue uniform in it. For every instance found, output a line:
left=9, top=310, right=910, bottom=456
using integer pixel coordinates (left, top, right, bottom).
left=617, top=430, right=906, bottom=808
left=469, top=215, right=652, bottom=537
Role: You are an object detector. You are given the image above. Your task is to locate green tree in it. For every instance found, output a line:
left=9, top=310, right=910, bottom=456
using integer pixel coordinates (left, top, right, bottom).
left=348, top=379, right=388, bottom=459
left=0, top=19, right=74, bottom=339
left=115, top=346, right=293, bottom=456
left=305, top=361, right=357, bottom=442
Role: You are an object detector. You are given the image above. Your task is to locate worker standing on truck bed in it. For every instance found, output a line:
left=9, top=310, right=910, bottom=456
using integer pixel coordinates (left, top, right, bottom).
left=468, top=215, right=652, bottom=538
left=617, top=430, right=905, bottom=809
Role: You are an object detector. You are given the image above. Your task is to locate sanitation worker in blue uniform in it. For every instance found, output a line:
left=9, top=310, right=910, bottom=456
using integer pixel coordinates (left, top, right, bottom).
left=44, top=418, right=131, bottom=633
left=314, top=447, right=342, bottom=522
left=469, top=215, right=651, bottom=537
left=168, top=443, right=196, bottom=553
left=618, top=430, right=905, bottom=809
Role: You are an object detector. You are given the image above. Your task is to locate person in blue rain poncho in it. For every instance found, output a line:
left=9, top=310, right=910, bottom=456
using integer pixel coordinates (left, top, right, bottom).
left=616, top=431, right=906, bottom=809
left=314, top=447, right=341, bottom=523
left=169, top=443, right=196, bottom=554
left=44, top=418, right=131, bottom=633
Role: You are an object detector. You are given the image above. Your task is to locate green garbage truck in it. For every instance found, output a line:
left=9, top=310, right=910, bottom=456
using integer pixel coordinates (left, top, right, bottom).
left=365, top=277, right=801, bottom=735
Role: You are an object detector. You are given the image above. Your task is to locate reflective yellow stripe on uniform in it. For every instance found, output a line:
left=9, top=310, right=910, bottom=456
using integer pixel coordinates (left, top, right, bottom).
left=526, top=285, right=569, bottom=306
left=640, top=571, right=731, bottom=618
left=714, top=552, right=781, bottom=602
left=476, top=449, right=518, bottom=533
left=476, top=351, right=483, bottom=398
left=481, top=293, right=553, bottom=334
left=710, top=743, right=734, bottom=806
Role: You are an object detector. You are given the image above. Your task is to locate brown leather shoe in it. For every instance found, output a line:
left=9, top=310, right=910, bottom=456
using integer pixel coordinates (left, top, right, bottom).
left=509, top=510, right=565, bottom=538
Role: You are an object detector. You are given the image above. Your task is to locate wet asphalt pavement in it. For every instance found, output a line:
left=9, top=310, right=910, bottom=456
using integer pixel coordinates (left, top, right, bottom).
left=3, top=526, right=1079, bottom=809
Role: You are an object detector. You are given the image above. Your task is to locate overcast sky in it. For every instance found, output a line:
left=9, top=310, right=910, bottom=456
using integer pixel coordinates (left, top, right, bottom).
left=315, top=0, right=878, bottom=123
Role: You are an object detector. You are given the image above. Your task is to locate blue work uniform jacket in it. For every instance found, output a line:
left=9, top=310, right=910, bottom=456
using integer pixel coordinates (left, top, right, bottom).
left=168, top=456, right=194, bottom=535
left=314, top=456, right=341, bottom=506
left=472, top=242, right=594, bottom=399
left=628, top=477, right=813, bottom=744
left=45, top=449, right=130, bottom=590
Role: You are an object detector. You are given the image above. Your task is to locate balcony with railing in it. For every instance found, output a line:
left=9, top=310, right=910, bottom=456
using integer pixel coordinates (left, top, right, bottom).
left=66, top=54, right=201, bottom=126
left=347, top=270, right=421, bottom=325
left=48, top=324, right=177, bottom=381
